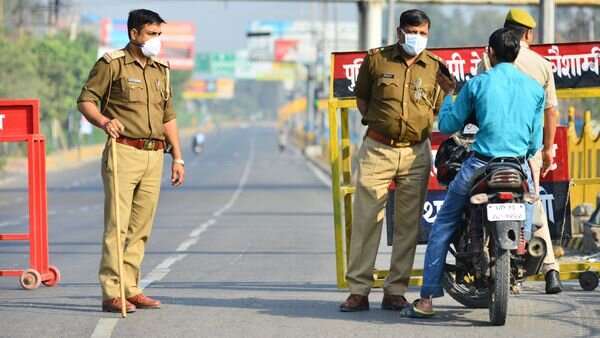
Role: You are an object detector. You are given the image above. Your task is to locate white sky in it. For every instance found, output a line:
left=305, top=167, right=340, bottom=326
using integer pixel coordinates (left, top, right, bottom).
left=72, top=0, right=359, bottom=52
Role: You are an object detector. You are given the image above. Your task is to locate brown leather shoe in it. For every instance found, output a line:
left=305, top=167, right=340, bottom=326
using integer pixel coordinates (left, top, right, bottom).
left=102, top=297, right=136, bottom=313
left=127, top=293, right=161, bottom=309
left=340, top=294, right=369, bottom=312
left=381, top=293, right=410, bottom=311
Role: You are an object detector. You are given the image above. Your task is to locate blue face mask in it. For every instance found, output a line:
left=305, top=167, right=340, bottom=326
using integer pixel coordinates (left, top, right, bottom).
left=400, top=29, right=428, bottom=56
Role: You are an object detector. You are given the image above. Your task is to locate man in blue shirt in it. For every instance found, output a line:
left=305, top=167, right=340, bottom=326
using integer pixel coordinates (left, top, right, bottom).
left=400, top=28, right=544, bottom=318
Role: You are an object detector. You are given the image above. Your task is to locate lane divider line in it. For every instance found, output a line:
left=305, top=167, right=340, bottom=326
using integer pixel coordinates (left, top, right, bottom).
left=213, top=139, right=255, bottom=217
left=190, top=219, right=216, bottom=237
left=306, top=161, right=332, bottom=188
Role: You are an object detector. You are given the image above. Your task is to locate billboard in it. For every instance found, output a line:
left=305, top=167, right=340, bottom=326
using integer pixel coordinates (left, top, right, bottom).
left=99, top=18, right=195, bottom=70
left=182, top=78, right=235, bottom=100
left=246, top=20, right=358, bottom=65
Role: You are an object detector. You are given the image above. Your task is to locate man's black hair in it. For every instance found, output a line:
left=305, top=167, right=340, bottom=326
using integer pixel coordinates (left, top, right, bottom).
left=128, top=9, right=166, bottom=39
left=503, top=21, right=529, bottom=40
left=399, top=9, right=430, bottom=29
left=488, top=27, right=520, bottom=63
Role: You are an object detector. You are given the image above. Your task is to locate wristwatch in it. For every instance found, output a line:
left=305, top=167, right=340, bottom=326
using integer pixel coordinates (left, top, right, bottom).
left=173, top=159, right=185, bottom=167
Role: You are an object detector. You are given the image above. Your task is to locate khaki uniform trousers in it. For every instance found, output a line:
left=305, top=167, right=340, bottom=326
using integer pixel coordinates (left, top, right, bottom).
left=100, top=141, right=164, bottom=300
left=530, top=148, right=559, bottom=273
left=346, top=137, right=432, bottom=296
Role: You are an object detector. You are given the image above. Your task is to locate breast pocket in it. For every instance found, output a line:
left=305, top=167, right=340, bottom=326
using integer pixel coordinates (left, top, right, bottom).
left=121, top=78, right=146, bottom=103
left=375, top=77, right=398, bottom=100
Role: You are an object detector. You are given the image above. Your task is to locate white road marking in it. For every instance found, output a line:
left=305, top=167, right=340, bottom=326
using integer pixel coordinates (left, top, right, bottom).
left=155, top=254, right=188, bottom=270
left=190, top=219, right=216, bottom=237
left=0, top=221, right=18, bottom=228
left=176, top=238, right=199, bottom=252
left=213, top=140, right=255, bottom=217
left=229, top=243, right=251, bottom=266
left=90, top=318, right=119, bottom=338
left=306, top=161, right=332, bottom=188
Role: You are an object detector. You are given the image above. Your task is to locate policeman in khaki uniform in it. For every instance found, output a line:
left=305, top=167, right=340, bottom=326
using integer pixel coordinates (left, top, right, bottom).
left=340, top=9, right=445, bottom=312
left=477, top=8, right=562, bottom=294
left=77, top=9, right=185, bottom=313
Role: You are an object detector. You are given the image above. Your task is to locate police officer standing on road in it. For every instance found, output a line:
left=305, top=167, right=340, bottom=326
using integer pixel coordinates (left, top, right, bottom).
left=340, top=9, right=445, bottom=312
left=77, top=9, right=185, bottom=313
left=477, top=8, right=562, bottom=294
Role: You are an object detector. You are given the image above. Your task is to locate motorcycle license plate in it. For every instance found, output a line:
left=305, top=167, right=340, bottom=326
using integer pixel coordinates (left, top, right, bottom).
left=486, top=203, right=526, bottom=221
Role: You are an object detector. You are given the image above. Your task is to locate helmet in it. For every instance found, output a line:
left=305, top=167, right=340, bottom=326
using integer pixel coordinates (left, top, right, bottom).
left=435, top=136, right=473, bottom=188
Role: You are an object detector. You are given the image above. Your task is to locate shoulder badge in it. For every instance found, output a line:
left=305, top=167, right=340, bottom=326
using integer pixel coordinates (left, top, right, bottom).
left=102, top=50, right=125, bottom=63
left=368, top=45, right=394, bottom=56
left=151, top=56, right=170, bottom=68
left=426, top=52, right=442, bottom=63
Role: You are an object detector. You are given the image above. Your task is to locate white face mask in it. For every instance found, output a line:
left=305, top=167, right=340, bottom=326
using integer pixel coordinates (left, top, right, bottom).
left=400, top=29, right=428, bottom=56
left=141, top=36, right=161, bottom=57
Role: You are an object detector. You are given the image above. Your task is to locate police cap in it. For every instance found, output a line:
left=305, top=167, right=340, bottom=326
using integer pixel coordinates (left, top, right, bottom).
left=505, top=8, right=536, bottom=29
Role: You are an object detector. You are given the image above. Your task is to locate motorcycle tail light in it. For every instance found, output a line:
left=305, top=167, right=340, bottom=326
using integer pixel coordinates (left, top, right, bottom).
left=522, top=192, right=540, bottom=203
left=488, top=169, right=523, bottom=188
left=497, top=192, right=514, bottom=200
left=470, top=193, right=488, bottom=204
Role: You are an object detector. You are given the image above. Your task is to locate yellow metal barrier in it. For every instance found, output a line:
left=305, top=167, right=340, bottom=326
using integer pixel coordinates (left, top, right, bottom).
left=567, top=108, right=600, bottom=209
left=323, top=47, right=600, bottom=290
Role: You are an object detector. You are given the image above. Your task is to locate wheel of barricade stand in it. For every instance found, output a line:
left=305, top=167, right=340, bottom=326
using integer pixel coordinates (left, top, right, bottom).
left=579, top=271, right=599, bottom=291
left=19, top=269, right=42, bottom=290
left=42, top=265, right=61, bottom=287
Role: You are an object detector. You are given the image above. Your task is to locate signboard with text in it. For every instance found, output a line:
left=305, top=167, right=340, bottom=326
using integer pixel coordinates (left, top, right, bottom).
left=331, top=41, right=600, bottom=99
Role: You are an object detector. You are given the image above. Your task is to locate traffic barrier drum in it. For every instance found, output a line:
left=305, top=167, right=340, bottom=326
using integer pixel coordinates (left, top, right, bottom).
left=0, top=100, right=60, bottom=290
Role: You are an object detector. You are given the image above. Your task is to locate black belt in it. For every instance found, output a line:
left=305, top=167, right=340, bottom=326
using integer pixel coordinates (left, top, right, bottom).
left=473, top=151, right=525, bottom=164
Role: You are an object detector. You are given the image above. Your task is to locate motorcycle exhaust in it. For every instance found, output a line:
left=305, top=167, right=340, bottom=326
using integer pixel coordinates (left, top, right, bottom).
left=523, top=237, right=547, bottom=278
left=528, top=237, right=546, bottom=258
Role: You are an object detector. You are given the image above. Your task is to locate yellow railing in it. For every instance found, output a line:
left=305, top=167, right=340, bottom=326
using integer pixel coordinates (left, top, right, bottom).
left=567, top=108, right=600, bottom=209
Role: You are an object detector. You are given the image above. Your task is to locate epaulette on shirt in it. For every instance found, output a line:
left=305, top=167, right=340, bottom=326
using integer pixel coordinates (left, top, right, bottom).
left=102, top=50, right=125, bottom=63
left=368, top=45, right=394, bottom=56
left=151, top=56, right=170, bottom=68
left=427, top=52, right=443, bottom=63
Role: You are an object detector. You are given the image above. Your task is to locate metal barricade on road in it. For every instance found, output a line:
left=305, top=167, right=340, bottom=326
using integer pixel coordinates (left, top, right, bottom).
left=0, top=99, right=60, bottom=289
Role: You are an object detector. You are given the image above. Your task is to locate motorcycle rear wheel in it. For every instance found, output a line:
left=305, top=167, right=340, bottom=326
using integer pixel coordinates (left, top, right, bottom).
left=442, top=244, right=488, bottom=309
left=489, top=244, right=510, bottom=326
left=442, top=268, right=489, bottom=309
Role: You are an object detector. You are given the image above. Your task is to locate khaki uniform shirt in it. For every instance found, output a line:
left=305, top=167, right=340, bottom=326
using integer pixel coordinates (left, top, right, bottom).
left=77, top=44, right=176, bottom=140
left=354, top=44, right=444, bottom=142
left=477, top=41, right=558, bottom=109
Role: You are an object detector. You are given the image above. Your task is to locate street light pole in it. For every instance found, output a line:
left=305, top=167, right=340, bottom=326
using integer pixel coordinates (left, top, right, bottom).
left=540, top=0, right=556, bottom=43
left=387, top=0, right=395, bottom=45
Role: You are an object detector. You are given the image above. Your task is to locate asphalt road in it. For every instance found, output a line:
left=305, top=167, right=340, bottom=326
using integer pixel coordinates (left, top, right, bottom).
left=0, top=125, right=599, bottom=337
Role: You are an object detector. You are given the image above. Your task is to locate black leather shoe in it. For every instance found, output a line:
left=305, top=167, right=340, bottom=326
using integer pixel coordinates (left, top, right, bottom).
left=545, top=270, right=563, bottom=294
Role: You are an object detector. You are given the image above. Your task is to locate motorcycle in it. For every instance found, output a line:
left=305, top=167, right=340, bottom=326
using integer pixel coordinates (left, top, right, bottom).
left=435, top=132, right=544, bottom=326
left=192, top=133, right=205, bottom=154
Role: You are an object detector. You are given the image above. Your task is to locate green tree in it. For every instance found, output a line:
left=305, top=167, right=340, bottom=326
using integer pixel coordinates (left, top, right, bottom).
left=32, top=32, right=98, bottom=151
